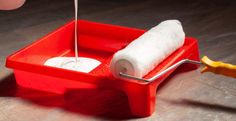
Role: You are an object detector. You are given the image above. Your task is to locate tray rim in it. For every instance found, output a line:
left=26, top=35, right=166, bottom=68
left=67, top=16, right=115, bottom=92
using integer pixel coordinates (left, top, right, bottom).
left=5, top=19, right=199, bottom=85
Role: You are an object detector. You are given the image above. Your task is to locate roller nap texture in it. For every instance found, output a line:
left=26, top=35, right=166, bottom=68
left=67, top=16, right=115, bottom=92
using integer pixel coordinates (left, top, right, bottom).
left=110, top=20, right=185, bottom=78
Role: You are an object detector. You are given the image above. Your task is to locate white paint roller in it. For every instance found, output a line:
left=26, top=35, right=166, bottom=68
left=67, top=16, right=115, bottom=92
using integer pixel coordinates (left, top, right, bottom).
left=110, top=20, right=185, bottom=78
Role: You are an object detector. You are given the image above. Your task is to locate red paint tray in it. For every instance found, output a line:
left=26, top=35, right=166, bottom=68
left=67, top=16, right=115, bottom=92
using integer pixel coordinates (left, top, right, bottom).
left=6, top=20, right=200, bottom=117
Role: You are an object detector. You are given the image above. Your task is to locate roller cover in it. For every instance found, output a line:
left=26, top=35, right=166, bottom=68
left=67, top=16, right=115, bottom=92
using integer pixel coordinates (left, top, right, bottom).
left=110, top=20, right=185, bottom=78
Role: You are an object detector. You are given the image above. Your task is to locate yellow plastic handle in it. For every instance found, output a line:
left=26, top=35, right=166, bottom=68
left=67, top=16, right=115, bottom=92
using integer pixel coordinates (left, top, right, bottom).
left=201, top=56, right=236, bottom=78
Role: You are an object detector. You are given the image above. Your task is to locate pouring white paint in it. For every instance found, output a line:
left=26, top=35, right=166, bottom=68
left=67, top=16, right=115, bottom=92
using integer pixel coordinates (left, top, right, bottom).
left=74, top=0, right=78, bottom=62
left=44, top=0, right=101, bottom=73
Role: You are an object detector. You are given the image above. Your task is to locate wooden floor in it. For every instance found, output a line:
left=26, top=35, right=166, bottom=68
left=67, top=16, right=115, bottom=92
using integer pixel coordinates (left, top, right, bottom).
left=1, top=0, right=236, bottom=120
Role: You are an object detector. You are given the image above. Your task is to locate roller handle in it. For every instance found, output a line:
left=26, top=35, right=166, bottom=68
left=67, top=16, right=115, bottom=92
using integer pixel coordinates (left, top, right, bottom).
left=201, top=56, right=236, bottom=78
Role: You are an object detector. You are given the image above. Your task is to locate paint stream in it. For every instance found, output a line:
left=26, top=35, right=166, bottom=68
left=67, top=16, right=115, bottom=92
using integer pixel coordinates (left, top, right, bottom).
left=44, top=0, right=101, bottom=73
left=74, top=0, right=78, bottom=62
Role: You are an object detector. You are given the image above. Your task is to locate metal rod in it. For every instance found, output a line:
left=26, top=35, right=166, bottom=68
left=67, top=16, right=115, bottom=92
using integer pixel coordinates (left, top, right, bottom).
left=119, top=59, right=201, bottom=82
